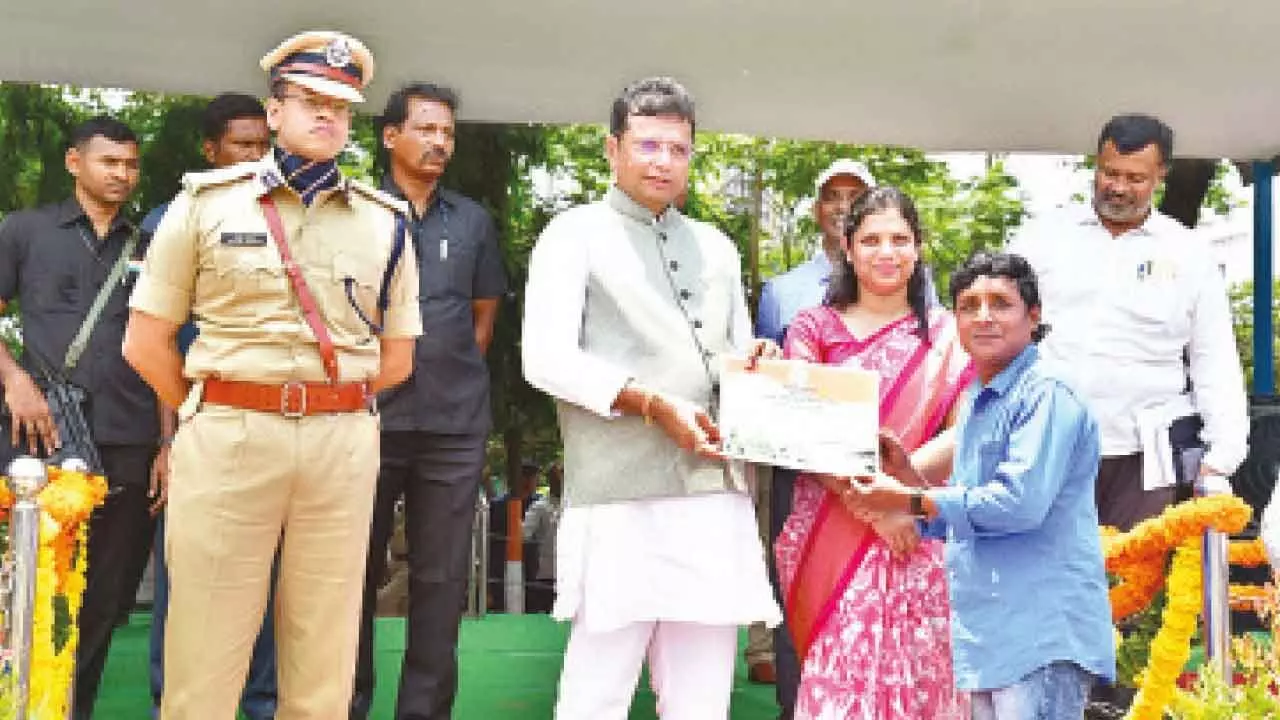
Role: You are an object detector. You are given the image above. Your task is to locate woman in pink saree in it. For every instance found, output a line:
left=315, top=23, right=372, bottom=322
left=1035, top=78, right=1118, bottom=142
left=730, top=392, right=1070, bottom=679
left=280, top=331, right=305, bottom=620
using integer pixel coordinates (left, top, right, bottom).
left=775, top=186, right=974, bottom=719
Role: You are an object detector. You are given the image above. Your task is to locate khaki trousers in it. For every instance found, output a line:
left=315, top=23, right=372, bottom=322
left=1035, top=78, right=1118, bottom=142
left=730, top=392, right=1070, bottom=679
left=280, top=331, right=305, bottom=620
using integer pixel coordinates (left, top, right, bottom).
left=160, top=405, right=379, bottom=720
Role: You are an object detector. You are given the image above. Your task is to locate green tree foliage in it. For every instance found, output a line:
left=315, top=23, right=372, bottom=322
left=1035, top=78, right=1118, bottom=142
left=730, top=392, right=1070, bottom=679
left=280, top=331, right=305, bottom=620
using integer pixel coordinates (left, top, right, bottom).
left=1227, top=280, right=1280, bottom=392
left=0, top=83, right=83, bottom=214
left=0, top=83, right=1261, bottom=486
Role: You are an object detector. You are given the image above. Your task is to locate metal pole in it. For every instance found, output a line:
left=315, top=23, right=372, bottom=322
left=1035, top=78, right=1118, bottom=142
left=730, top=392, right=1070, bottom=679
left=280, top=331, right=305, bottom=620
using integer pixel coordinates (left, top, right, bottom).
left=7, top=457, right=48, bottom=720
left=478, top=492, right=489, bottom=617
left=466, top=490, right=490, bottom=618
left=1252, top=160, right=1274, bottom=395
left=1198, top=473, right=1233, bottom=680
left=504, top=493, right=524, bottom=614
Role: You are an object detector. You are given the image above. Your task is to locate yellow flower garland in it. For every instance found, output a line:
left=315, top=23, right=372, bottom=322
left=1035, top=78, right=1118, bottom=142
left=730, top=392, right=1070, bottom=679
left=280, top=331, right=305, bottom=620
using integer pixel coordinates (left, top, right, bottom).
left=1228, top=538, right=1269, bottom=568
left=0, top=466, right=106, bottom=717
left=1126, top=537, right=1202, bottom=720
left=1100, top=495, right=1256, bottom=720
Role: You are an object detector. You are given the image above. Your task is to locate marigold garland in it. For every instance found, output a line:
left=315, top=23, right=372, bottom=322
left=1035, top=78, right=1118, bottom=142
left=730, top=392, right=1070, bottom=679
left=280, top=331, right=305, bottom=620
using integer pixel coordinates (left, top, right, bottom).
left=1109, top=561, right=1166, bottom=622
left=1099, top=495, right=1257, bottom=719
left=1228, top=583, right=1273, bottom=611
left=1126, top=537, right=1203, bottom=720
left=1229, top=538, right=1269, bottom=568
left=0, top=466, right=106, bottom=716
left=1104, top=495, right=1251, bottom=571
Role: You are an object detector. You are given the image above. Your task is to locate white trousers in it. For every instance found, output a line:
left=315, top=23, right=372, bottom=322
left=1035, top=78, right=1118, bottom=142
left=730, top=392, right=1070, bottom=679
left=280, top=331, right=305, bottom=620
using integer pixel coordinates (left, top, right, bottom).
left=555, top=620, right=739, bottom=720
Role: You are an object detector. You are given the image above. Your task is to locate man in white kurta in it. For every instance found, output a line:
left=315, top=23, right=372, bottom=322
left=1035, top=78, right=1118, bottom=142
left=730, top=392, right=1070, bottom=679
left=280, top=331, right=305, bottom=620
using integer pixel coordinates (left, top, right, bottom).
left=522, top=77, right=780, bottom=719
left=1007, top=113, right=1249, bottom=531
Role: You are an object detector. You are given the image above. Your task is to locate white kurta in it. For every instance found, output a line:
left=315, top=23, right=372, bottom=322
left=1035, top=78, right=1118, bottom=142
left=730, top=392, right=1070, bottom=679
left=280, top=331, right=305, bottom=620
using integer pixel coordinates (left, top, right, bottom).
left=521, top=187, right=780, bottom=631
left=553, top=492, right=782, bottom=632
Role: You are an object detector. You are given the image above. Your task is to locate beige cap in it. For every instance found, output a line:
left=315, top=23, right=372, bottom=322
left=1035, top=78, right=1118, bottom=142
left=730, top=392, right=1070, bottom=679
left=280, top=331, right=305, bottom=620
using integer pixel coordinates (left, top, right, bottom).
left=260, top=30, right=374, bottom=103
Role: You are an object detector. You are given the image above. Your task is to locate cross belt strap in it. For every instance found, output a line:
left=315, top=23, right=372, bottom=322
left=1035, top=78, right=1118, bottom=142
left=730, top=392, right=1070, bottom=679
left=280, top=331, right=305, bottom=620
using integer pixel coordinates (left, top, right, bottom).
left=63, top=230, right=139, bottom=372
left=258, top=195, right=340, bottom=383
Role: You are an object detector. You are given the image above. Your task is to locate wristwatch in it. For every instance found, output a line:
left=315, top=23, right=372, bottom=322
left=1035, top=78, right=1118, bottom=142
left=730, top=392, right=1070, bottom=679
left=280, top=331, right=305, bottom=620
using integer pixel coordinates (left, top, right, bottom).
left=909, top=490, right=927, bottom=518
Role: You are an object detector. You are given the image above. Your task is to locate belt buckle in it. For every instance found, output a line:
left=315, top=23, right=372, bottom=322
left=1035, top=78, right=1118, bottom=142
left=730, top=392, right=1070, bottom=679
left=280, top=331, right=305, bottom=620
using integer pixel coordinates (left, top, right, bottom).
left=280, top=381, right=307, bottom=418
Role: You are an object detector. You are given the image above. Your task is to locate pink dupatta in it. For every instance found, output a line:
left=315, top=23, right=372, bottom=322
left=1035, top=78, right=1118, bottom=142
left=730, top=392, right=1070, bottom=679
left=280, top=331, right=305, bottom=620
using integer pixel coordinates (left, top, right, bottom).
left=782, top=305, right=973, bottom=662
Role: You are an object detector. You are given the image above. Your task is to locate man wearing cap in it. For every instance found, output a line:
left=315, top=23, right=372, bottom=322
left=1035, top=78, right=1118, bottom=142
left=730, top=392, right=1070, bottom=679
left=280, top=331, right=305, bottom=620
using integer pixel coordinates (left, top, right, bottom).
left=139, top=92, right=279, bottom=720
left=749, top=159, right=874, bottom=715
left=123, top=30, right=421, bottom=719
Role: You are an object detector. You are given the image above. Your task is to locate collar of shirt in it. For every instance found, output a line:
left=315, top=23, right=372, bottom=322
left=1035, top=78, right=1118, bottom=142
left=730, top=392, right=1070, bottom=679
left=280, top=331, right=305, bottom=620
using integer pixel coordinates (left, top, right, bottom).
left=380, top=174, right=454, bottom=222
left=978, top=343, right=1039, bottom=398
left=247, top=155, right=353, bottom=207
left=56, top=196, right=132, bottom=235
left=606, top=185, right=678, bottom=228
left=1073, top=201, right=1163, bottom=238
left=272, top=145, right=340, bottom=205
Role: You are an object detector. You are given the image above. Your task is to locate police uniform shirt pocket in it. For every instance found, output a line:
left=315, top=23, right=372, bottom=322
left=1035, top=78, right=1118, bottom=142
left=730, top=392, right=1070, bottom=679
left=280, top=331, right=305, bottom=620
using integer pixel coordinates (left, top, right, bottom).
left=200, top=229, right=288, bottom=317
left=330, top=251, right=381, bottom=336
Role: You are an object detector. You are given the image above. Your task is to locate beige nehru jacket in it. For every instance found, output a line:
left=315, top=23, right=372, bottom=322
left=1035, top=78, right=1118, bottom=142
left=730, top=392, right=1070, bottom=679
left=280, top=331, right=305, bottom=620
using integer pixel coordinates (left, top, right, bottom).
left=523, top=187, right=751, bottom=506
left=130, top=156, right=421, bottom=384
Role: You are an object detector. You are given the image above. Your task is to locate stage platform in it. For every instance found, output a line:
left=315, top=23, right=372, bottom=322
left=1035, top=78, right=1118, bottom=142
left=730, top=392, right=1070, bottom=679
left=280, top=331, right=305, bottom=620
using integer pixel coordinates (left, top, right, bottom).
left=93, top=613, right=781, bottom=719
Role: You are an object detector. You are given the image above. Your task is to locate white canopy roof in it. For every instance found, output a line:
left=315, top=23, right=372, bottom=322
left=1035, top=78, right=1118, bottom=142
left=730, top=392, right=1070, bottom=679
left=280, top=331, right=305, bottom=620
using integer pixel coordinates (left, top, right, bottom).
left=3, top=0, right=1278, bottom=158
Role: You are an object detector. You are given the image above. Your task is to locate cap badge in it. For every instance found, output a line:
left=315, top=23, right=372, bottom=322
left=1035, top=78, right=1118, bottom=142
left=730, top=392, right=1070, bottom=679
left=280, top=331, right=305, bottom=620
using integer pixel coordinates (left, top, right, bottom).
left=324, top=38, right=352, bottom=68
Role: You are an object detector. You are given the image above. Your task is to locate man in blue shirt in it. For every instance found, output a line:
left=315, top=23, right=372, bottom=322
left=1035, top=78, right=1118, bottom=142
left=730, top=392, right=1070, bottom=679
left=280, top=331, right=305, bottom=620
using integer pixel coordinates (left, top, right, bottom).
left=755, top=159, right=875, bottom=345
left=141, top=92, right=276, bottom=720
left=848, top=252, right=1114, bottom=719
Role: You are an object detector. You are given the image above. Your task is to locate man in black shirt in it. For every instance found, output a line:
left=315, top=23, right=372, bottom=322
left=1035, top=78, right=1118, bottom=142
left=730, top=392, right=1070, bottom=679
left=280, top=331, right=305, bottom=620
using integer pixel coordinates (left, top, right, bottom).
left=0, top=115, right=160, bottom=720
left=351, top=83, right=508, bottom=720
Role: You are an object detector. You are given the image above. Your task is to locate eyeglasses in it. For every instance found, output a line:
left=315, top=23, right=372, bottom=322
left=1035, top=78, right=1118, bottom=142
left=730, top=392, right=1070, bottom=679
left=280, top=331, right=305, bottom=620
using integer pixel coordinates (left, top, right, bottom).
left=280, top=93, right=352, bottom=118
left=629, top=138, right=693, bottom=161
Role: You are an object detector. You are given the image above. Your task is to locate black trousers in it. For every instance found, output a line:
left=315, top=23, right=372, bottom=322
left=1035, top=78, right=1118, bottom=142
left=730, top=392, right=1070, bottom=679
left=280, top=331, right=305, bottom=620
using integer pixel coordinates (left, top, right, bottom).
left=351, top=431, right=486, bottom=720
left=74, top=443, right=158, bottom=720
left=1095, top=454, right=1178, bottom=532
left=769, top=467, right=800, bottom=719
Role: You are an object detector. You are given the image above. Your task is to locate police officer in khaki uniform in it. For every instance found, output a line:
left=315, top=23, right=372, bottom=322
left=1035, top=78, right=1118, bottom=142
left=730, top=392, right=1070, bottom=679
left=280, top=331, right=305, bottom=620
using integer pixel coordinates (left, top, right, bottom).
left=123, top=30, right=421, bottom=720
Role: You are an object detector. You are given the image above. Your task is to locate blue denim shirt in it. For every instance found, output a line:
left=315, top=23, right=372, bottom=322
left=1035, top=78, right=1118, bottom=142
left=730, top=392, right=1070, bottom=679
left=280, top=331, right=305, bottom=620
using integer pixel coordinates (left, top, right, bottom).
left=924, top=344, right=1116, bottom=690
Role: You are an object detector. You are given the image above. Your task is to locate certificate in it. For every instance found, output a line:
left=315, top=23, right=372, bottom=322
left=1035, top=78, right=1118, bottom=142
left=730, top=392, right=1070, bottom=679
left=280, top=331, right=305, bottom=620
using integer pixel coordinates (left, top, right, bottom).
left=718, top=356, right=879, bottom=476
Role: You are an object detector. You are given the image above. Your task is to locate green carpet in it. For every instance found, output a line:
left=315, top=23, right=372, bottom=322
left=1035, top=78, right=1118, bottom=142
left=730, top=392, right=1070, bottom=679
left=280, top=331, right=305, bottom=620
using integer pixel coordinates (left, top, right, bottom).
left=93, top=613, right=780, bottom=719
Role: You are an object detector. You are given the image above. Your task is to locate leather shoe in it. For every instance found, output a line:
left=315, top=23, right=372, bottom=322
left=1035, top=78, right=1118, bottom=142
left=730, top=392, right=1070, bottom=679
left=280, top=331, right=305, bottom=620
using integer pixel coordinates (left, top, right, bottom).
left=748, top=661, right=777, bottom=684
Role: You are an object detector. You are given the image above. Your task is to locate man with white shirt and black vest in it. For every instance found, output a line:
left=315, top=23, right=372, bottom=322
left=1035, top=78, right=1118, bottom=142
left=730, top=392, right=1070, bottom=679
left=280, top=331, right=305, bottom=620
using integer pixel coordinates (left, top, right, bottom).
left=1007, top=113, right=1249, bottom=531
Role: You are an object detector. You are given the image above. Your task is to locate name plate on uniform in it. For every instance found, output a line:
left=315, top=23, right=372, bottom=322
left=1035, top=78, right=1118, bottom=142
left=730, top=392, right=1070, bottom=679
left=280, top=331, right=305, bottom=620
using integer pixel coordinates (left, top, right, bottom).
left=220, top=232, right=269, bottom=247
left=718, top=357, right=879, bottom=476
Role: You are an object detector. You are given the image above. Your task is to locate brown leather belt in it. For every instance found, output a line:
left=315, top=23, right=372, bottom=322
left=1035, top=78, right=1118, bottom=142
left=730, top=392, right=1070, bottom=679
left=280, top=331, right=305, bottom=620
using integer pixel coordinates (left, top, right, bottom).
left=203, top=378, right=370, bottom=417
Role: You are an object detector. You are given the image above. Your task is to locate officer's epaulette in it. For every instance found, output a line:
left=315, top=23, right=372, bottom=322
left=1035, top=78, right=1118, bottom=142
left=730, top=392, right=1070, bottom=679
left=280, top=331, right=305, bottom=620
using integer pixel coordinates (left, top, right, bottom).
left=346, top=178, right=409, bottom=216
left=180, top=164, right=259, bottom=195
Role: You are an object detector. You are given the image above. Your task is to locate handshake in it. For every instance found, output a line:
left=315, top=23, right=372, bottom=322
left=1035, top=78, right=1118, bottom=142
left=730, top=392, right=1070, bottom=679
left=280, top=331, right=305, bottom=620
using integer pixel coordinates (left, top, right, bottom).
left=816, top=431, right=934, bottom=559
